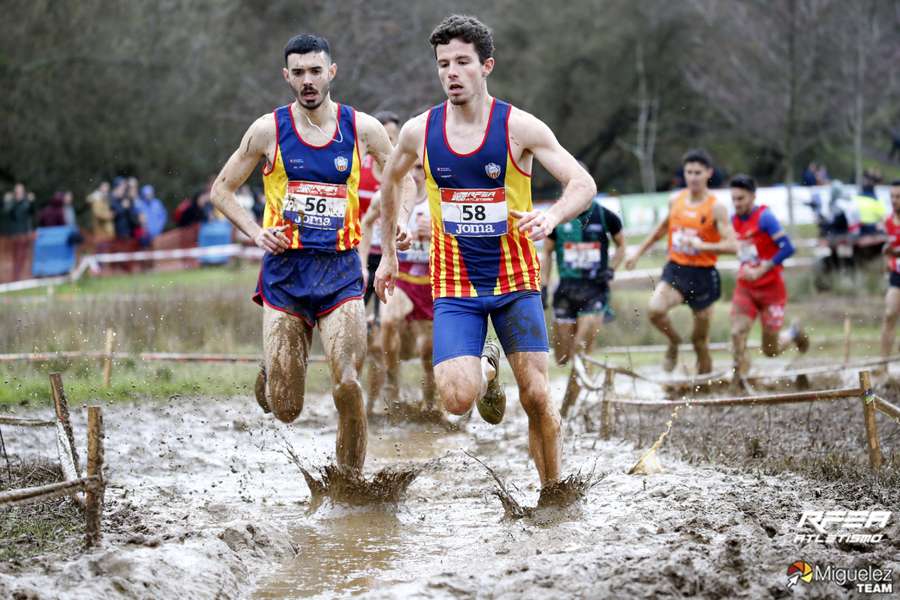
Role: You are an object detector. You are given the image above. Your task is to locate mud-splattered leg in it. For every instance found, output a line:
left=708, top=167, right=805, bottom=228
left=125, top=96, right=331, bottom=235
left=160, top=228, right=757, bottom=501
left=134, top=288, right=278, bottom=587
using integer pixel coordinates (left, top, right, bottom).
left=881, top=287, right=900, bottom=361
left=412, top=320, right=435, bottom=410
left=730, top=313, right=754, bottom=377
left=648, top=281, right=684, bottom=371
left=381, top=287, right=413, bottom=407
left=560, top=314, right=604, bottom=417
left=508, top=351, right=560, bottom=486
left=262, top=305, right=312, bottom=423
left=691, top=306, right=714, bottom=374
left=365, top=321, right=385, bottom=415
left=319, top=299, right=368, bottom=472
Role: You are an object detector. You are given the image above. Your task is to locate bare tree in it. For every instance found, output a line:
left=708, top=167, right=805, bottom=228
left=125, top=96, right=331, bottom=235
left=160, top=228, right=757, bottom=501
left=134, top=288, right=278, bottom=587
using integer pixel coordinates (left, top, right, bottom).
left=684, top=0, right=843, bottom=224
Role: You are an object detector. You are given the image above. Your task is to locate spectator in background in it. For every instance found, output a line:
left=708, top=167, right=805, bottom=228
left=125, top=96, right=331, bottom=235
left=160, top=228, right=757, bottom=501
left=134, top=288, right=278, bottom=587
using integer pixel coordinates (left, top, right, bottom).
left=801, top=162, right=819, bottom=186
left=235, top=185, right=254, bottom=213
left=110, top=191, right=140, bottom=240
left=815, top=163, right=830, bottom=185
left=62, top=190, right=77, bottom=226
left=252, top=189, right=266, bottom=223
left=4, top=182, right=35, bottom=280
left=87, top=181, right=114, bottom=239
left=854, top=170, right=886, bottom=235
left=37, top=191, right=68, bottom=227
left=0, top=191, right=11, bottom=236
left=126, top=177, right=140, bottom=202
left=136, top=184, right=167, bottom=241
left=5, top=183, right=34, bottom=235
left=888, top=127, right=900, bottom=161
left=174, top=189, right=212, bottom=227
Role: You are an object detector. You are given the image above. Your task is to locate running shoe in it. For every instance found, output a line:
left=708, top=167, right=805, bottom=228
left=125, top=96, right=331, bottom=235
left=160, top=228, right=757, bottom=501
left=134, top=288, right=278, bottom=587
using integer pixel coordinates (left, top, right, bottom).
left=254, top=363, right=270, bottom=414
left=476, top=339, right=506, bottom=425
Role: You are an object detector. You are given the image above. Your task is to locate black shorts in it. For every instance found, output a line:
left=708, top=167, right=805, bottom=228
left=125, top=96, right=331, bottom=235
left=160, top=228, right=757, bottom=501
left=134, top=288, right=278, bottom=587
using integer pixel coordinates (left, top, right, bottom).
left=890, top=272, right=900, bottom=288
left=661, top=261, right=721, bottom=311
left=364, top=253, right=381, bottom=306
left=552, top=280, right=609, bottom=323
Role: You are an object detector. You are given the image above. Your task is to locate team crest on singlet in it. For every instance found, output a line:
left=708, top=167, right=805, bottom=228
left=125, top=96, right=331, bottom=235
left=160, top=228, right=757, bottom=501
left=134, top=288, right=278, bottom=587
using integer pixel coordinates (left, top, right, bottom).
left=484, top=162, right=501, bottom=179
left=334, top=156, right=349, bottom=172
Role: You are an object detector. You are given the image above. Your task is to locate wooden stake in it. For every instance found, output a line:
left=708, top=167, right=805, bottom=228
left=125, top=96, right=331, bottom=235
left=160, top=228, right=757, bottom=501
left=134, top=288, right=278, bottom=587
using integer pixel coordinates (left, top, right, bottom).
left=102, top=328, right=115, bottom=387
left=600, top=368, right=615, bottom=440
left=843, top=317, right=852, bottom=364
left=85, top=406, right=105, bottom=547
left=0, top=476, right=98, bottom=507
left=873, top=394, right=900, bottom=423
left=49, top=373, right=80, bottom=476
left=560, top=366, right=581, bottom=418
left=859, top=371, right=882, bottom=470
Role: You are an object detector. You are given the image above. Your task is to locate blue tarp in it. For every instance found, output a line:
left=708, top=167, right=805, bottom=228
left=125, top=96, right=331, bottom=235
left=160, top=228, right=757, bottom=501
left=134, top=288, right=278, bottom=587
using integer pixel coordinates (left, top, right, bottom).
left=198, top=220, right=233, bottom=265
left=31, top=225, right=77, bottom=277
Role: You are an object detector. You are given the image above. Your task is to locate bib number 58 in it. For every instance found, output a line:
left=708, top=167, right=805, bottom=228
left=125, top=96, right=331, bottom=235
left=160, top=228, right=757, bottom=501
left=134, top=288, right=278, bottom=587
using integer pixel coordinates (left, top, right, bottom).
left=461, top=205, right=486, bottom=221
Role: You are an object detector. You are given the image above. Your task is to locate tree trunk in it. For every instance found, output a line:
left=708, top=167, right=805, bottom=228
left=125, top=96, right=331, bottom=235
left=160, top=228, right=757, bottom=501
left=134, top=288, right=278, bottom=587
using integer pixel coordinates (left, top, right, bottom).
left=785, top=0, right=798, bottom=227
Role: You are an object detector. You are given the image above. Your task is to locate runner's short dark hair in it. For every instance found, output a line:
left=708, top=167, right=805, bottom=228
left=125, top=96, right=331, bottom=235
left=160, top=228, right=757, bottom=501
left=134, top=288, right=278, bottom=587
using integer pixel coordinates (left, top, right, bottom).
left=284, top=34, right=331, bottom=65
left=891, top=179, right=900, bottom=187
left=682, top=148, right=713, bottom=168
left=373, top=111, right=400, bottom=126
left=429, top=15, right=494, bottom=63
left=730, top=174, right=756, bottom=193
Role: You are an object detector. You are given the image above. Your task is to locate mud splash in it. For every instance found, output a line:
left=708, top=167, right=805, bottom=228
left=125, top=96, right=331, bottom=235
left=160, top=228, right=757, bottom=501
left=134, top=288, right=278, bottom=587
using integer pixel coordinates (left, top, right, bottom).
left=297, top=463, right=421, bottom=507
left=465, top=450, right=602, bottom=519
left=370, top=401, right=458, bottom=431
left=282, top=432, right=421, bottom=506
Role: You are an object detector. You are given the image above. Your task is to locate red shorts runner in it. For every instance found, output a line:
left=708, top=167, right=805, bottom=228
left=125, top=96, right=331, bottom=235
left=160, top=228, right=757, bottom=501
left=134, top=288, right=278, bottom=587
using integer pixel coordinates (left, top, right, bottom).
left=731, top=280, right=787, bottom=330
left=395, top=278, right=434, bottom=321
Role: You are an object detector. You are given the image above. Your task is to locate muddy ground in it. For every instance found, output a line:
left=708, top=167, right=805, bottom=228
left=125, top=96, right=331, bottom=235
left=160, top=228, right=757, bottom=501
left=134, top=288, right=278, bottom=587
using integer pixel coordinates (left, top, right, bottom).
left=1, top=363, right=898, bottom=599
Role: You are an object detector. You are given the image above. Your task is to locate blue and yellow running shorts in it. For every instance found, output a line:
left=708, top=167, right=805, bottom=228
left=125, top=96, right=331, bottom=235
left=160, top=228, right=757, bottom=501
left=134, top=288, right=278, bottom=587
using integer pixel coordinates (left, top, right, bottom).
left=253, top=249, right=363, bottom=326
left=432, top=291, right=549, bottom=365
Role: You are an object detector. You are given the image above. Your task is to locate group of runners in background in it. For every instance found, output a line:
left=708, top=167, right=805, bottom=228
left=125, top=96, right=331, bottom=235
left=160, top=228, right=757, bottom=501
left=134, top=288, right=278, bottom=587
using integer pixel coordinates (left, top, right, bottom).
left=209, top=14, right=900, bottom=488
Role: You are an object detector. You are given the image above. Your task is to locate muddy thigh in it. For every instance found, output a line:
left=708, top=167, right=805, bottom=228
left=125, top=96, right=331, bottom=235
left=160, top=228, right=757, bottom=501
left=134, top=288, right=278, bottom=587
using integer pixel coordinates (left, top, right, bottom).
left=262, top=305, right=313, bottom=423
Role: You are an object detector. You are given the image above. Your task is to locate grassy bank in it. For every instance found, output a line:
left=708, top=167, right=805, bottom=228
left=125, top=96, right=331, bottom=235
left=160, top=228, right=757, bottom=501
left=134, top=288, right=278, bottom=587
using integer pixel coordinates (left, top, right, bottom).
left=0, top=259, right=891, bottom=407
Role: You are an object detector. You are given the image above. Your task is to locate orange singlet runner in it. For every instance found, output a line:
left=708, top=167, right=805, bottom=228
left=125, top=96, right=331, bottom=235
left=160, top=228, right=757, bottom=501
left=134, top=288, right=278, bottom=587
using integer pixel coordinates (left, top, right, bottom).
left=667, top=190, right=721, bottom=268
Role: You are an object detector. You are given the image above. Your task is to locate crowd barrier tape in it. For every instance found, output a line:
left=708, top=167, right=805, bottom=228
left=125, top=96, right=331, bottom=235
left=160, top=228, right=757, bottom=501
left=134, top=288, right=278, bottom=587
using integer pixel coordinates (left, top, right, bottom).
left=1, top=242, right=821, bottom=295
left=0, top=244, right=264, bottom=294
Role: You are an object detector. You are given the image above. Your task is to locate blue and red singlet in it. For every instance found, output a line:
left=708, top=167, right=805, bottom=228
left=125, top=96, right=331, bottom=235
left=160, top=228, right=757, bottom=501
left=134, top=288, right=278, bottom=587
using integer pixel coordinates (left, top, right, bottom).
left=260, top=103, right=362, bottom=252
left=423, top=99, right=540, bottom=299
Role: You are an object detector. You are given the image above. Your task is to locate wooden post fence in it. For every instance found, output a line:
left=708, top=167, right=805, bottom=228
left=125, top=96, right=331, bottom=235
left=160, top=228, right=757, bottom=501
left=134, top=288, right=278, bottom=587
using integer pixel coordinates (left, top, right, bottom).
left=102, top=328, right=115, bottom=387
left=572, top=359, right=891, bottom=471
left=0, top=376, right=106, bottom=547
left=859, top=371, right=882, bottom=470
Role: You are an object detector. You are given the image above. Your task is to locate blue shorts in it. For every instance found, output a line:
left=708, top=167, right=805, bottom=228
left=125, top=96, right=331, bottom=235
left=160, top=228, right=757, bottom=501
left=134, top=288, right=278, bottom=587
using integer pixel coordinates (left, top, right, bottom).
left=432, top=291, right=549, bottom=366
left=253, top=249, right=363, bottom=326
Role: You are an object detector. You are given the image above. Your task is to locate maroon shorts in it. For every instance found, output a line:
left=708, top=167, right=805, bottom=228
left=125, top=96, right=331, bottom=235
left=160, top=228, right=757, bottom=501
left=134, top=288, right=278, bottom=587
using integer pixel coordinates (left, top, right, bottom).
left=395, top=278, right=434, bottom=321
left=731, top=279, right=787, bottom=330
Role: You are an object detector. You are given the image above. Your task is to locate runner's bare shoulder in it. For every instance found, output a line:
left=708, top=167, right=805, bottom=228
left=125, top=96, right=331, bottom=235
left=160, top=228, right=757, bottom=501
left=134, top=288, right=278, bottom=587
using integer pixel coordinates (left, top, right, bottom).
left=506, top=105, right=551, bottom=150
left=397, top=111, right=429, bottom=158
left=244, top=113, right=277, bottom=159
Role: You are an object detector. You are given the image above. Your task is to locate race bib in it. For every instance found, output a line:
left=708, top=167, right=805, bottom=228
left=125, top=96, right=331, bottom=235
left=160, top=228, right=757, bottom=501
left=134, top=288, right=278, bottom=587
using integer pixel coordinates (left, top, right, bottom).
left=737, top=240, right=759, bottom=264
left=562, top=241, right=601, bottom=270
left=671, top=227, right=699, bottom=255
left=399, top=240, right=430, bottom=264
left=440, top=188, right=507, bottom=237
left=282, top=181, right=347, bottom=231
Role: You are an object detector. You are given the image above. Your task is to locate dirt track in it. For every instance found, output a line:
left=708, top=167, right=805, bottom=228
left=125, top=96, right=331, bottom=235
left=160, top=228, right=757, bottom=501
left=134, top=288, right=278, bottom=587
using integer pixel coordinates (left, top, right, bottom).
left=1, top=368, right=898, bottom=599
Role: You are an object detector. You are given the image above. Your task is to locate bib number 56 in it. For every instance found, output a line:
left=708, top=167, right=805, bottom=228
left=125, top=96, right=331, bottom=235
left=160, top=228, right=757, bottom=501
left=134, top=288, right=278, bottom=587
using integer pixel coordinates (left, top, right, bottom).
left=304, top=197, right=328, bottom=214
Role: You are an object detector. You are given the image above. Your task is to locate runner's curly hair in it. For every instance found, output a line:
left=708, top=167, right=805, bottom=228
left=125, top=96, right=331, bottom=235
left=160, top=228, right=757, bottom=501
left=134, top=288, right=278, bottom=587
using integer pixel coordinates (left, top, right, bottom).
left=429, top=15, right=494, bottom=63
